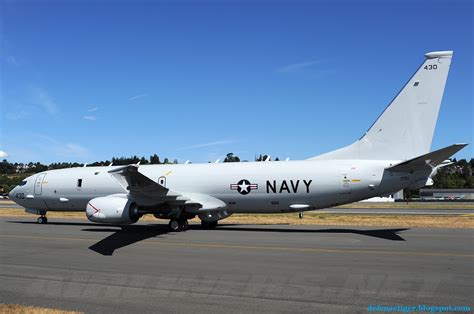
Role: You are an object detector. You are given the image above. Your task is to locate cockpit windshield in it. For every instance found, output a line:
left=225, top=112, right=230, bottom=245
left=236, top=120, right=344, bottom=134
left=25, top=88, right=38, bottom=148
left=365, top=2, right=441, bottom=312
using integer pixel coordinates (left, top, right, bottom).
left=19, top=180, right=27, bottom=186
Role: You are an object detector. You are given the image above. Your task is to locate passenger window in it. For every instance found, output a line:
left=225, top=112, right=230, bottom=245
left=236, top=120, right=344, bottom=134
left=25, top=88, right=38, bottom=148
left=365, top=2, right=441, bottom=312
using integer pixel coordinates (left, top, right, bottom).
left=77, top=179, right=83, bottom=188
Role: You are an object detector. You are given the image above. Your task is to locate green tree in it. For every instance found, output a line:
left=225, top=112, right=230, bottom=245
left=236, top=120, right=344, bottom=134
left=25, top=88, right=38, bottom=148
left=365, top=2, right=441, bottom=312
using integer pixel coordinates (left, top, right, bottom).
left=150, top=154, right=161, bottom=164
left=224, top=153, right=240, bottom=162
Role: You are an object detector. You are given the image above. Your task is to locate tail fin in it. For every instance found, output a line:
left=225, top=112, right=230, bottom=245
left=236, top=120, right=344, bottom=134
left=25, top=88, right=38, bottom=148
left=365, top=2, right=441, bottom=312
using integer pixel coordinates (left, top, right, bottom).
left=311, top=51, right=453, bottom=161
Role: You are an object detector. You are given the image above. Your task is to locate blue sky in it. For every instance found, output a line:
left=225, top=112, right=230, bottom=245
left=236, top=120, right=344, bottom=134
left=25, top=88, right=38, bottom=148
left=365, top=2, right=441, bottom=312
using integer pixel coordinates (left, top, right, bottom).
left=1, top=0, right=472, bottom=163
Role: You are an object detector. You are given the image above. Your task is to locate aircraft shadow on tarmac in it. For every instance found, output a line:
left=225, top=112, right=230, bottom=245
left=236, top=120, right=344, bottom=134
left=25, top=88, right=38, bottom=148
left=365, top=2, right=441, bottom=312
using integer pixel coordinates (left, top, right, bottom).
left=7, top=221, right=408, bottom=256
left=215, top=226, right=408, bottom=241
left=84, top=225, right=170, bottom=256
left=83, top=225, right=409, bottom=255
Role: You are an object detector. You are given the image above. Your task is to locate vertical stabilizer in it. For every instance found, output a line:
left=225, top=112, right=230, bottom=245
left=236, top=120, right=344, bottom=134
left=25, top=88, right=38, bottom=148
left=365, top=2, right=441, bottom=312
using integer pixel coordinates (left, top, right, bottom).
left=311, top=51, right=453, bottom=161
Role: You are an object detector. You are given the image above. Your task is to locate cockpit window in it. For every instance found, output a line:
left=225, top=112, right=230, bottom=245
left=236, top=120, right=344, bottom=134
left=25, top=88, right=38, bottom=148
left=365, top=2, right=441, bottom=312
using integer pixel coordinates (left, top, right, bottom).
left=19, top=180, right=27, bottom=186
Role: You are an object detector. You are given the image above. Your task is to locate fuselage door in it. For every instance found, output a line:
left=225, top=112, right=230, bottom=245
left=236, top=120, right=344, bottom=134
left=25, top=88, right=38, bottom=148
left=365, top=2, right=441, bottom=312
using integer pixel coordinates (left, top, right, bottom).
left=34, top=173, right=47, bottom=195
left=340, top=173, right=351, bottom=194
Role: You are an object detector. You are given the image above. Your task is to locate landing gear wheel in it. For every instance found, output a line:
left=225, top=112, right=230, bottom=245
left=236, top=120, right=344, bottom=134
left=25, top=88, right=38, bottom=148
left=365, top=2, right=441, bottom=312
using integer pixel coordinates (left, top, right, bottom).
left=179, top=219, right=189, bottom=231
left=201, top=220, right=218, bottom=229
left=37, top=216, right=47, bottom=224
left=169, top=219, right=180, bottom=232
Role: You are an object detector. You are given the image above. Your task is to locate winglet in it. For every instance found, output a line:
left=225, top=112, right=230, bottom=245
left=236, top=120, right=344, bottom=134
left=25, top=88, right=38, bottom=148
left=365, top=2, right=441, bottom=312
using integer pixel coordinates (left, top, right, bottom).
left=425, top=51, right=453, bottom=59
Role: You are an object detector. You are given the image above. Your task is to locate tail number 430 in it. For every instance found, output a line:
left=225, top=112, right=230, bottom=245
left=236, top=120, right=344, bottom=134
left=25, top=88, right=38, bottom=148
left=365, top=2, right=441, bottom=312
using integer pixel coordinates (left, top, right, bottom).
left=424, top=64, right=437, bottom=70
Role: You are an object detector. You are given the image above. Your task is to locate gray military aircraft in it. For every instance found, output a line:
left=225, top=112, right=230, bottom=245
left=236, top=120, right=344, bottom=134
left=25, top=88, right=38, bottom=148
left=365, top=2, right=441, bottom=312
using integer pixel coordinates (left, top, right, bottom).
left=9, top=51, right=466, bottom=231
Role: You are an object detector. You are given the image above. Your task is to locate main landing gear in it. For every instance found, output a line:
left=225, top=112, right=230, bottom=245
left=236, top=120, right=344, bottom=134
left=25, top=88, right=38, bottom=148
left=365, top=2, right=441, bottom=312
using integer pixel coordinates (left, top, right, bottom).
left=168, top=218, right=189, bottom=232
left=167, top=219, right=219, bottom=231
left=37, top=215, right=48, bottom=224
left=201, top=220, right=218, bottom=229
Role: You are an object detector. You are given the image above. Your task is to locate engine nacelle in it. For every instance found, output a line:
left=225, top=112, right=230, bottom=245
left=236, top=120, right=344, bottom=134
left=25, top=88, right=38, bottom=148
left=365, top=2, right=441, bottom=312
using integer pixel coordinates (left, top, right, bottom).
left=198, top=210, right=232, bottom=222
left=86, top=195, right=140, bottom=224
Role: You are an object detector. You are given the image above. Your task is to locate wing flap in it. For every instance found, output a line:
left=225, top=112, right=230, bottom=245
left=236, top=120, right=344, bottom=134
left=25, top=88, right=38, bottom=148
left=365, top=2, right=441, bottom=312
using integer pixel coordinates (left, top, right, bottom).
left=182, top=193, right=227, bottom=211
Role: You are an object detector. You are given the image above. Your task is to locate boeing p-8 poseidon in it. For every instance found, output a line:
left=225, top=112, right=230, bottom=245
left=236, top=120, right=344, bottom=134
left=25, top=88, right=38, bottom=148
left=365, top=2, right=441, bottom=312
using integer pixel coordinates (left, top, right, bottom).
left=10, top=51, right=466, bottom=231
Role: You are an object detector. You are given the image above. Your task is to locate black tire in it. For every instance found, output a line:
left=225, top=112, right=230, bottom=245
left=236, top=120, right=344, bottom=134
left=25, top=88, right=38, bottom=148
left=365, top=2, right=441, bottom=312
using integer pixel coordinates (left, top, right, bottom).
left=37, top=216, right=46, bottom=224
left=169, top=219, right=181, bottom=232
left=180, top=220, right=189, bottom=231
left=201, top=220, right=218, bottom=229
left=43, top=217, right=48, bottom=224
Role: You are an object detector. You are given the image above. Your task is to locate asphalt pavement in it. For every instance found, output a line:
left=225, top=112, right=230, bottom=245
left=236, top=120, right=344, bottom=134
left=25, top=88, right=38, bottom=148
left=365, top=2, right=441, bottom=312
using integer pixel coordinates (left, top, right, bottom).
left=0, top=217, right=472, bottom=313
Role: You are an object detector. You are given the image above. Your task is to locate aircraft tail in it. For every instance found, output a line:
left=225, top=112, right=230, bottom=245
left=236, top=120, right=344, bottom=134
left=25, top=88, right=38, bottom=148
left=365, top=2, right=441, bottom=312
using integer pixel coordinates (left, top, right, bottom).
left=310, top=51, right=453, bottom=161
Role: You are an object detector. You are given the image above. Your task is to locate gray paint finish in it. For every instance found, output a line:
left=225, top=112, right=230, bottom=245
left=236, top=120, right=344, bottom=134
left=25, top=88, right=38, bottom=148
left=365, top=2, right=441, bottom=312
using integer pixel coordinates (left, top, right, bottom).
left=7, top=51, right=467, bottom=226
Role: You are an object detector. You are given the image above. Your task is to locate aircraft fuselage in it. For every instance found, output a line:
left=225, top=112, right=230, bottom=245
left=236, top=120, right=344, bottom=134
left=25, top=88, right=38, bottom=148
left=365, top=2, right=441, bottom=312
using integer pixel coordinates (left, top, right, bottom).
left=10, top=159, right=423, bottom=215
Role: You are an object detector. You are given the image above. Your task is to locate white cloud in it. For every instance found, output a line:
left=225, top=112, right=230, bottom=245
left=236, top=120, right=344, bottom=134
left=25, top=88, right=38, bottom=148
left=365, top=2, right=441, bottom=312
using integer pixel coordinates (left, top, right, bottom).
left=32, top=133, right=60, bottom=144
left=30, top=87, right=58, bottom=115
left=60, top=143, right=89, bottom=158
left=83, top=115, right=97, bottom=121
left=0, top=151, right=8, bottom=158
left=180, top=140, right=235, bottom=150
left=129, top=93, right=148, bottom=101
left=276, top=60, right=323, bottom=73
left=88, top=107, right=99, bottom=112
left=28, top=134, right=90, bottom=160
left=6, top=56, right=20, bottom=66
left=6, top=109, right=29, bottom=120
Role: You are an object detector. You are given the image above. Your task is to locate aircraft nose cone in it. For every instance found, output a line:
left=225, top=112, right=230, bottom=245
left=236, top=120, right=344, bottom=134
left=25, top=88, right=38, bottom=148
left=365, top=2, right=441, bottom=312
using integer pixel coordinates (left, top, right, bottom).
left=8, top=187, right=17, bottom=200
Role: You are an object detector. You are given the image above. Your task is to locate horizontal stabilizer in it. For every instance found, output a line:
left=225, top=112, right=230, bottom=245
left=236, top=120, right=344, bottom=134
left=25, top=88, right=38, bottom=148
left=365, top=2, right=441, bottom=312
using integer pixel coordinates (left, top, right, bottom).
left=386, top=144, right=467, bottom=172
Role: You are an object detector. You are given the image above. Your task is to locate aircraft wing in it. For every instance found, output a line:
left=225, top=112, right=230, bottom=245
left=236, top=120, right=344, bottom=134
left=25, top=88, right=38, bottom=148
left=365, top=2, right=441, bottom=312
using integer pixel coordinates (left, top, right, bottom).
left=181, top=193, right=227, bottom=211
left=109, top=165, right=181, bottom=206
left=108, top=165, right=226, bottom=211
left=385, top=144, right=467, bottom=173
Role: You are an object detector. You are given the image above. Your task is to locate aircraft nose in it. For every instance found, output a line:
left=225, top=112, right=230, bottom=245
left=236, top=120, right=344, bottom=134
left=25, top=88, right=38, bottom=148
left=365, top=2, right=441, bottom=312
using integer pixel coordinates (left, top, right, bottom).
left=8, top=187, right=17, bottom=200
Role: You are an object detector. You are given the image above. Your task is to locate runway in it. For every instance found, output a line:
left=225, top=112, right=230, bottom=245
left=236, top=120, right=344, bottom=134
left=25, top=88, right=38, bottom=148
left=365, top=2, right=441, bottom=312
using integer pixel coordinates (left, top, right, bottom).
left=0, top=217, right=472, bottom=313
left=320, top=207, right=474, bottom=215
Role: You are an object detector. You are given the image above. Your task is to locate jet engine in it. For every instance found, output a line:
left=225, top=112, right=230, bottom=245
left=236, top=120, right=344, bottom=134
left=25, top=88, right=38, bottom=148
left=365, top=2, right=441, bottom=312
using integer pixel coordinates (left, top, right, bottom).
left=86, top=194, right=141, bottom=224
left=198, top=210, right=232, bottom=222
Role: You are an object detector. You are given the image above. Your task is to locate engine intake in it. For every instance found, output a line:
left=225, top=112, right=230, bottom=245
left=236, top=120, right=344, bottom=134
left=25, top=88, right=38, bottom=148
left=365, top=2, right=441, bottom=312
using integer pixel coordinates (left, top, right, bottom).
left=86, top=194, right=141, bottom=224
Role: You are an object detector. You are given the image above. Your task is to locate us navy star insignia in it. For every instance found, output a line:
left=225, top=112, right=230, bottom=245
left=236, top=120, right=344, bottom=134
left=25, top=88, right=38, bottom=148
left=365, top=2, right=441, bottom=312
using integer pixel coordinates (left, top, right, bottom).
left=230, top=179, right=258, bottom=195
